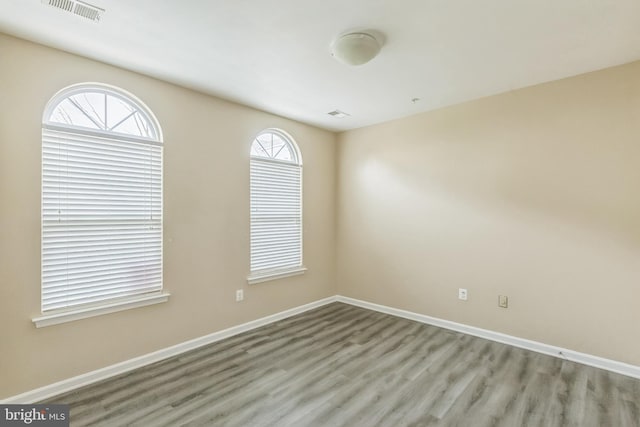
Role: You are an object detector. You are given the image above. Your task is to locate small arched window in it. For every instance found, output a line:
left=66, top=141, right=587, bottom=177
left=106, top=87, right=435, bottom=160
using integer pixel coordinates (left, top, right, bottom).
left=39, top=83, right=164, bottom=320
left=248, top=129, right=305, bottom=283
left=250, top=130, right=298, bottom=163
left=45, top=84, right=160, bottom=140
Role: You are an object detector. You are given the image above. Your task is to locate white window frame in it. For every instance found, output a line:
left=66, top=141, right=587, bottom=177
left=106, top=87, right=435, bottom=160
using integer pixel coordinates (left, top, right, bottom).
left=34, top=83, right=168, bottom=328
left=248, top=129, right=306, bottom=284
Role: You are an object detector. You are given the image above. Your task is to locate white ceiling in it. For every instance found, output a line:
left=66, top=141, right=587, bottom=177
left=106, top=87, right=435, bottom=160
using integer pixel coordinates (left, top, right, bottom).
left=1, top=0, right=640, bottom=131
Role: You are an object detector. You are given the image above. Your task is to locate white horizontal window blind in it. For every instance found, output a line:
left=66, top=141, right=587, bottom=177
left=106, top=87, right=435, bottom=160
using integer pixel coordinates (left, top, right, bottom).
left=42, top=84, right=163, bottom=313
left=250, top=130, right=302, bottom=274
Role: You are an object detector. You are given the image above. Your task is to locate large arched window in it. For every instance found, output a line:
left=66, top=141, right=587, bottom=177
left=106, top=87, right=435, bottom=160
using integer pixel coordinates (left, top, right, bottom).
left=248, top=129, right=305, bottom=283
left=38, top=83, right=165, bottom=324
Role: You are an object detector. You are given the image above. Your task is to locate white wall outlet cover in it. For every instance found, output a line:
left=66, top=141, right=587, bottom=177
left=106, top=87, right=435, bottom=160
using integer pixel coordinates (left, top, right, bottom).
left=499, top=295, right=508, bottom=308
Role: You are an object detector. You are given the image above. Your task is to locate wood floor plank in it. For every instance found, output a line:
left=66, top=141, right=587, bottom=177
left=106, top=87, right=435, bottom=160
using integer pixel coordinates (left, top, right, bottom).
left=45, top=303, right=640, bottom=426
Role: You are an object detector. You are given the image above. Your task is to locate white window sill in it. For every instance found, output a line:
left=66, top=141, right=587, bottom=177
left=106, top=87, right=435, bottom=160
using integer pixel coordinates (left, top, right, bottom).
left=32, top=292, right=170, bottom=328
left=247, top=267, right=307, bottom=285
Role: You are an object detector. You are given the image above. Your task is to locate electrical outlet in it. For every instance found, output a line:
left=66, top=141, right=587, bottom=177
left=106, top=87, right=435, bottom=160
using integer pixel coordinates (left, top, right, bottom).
left=458, top=288, right=468, bottom=301
left=498, top=295, right=508, bottom=308
left=236, top=289, right=244, bottom=302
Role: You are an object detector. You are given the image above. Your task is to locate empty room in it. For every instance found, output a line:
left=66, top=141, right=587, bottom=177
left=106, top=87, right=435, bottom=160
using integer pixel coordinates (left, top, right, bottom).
left=1, top=0, right=639, bottom=426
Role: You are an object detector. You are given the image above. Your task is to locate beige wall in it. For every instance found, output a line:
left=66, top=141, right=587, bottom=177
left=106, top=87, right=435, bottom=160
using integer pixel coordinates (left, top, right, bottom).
left=0, top=34, right=337, bottom=399
left=3, top=30, right=640, bottom=400
left=336, top=61, right=640, bottom=366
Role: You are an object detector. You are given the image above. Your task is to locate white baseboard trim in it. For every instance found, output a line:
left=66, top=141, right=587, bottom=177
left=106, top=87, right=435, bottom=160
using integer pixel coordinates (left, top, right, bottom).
left=336, top=296, right=640, bottom=380
left=6, top=293, right=639, bottom=403
left=2, top=296, right=338, bottom=404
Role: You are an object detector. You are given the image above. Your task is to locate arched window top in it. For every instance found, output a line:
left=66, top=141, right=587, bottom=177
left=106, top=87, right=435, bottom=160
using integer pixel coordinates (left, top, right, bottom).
left=43, top=83, right=162, bottom=142
left=251, top=129, right=301, bottom=164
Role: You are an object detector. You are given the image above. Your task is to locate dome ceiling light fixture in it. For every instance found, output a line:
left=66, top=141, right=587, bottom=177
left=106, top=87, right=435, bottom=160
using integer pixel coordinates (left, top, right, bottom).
left=331, top=32, right=382, bottom=66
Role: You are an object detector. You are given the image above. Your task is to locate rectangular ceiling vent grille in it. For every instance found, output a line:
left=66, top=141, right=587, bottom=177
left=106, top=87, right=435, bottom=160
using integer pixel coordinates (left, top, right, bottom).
left=46, top=0, right=74, bottom=12
left=42, top=0, right=104, bottom=22
left=327, top=110, right=350, bottom=118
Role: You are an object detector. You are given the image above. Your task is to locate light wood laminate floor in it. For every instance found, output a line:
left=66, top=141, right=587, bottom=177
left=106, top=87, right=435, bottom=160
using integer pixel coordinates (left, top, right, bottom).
left=49, top=303, right=640, bottom=426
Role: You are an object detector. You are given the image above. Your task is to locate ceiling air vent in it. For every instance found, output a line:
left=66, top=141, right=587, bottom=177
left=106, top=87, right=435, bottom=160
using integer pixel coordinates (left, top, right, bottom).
left=41, top=0, right=104, bottom=22
left=327, top=110, right=350, bottom=118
